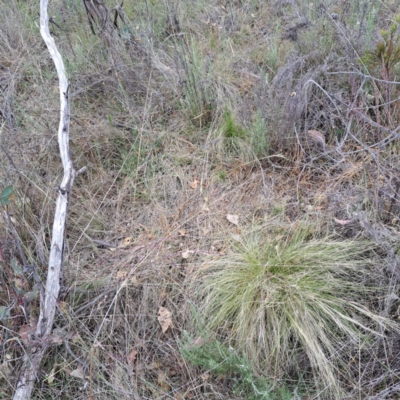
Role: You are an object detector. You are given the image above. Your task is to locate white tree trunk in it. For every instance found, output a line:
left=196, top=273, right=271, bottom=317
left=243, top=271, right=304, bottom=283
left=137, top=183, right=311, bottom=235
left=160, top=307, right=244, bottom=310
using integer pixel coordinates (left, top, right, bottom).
left=13, top=1, right=83, bottom=398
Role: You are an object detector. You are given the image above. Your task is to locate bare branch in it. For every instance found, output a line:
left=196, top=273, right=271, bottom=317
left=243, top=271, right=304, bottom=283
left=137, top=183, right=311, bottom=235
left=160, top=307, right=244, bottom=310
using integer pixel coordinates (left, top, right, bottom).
left=13, top=0, right=83, bottom=398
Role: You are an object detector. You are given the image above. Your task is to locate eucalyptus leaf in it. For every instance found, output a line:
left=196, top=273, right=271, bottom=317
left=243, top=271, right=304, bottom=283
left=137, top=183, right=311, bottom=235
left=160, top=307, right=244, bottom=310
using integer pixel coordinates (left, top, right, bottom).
left=0, top=306, right=10, bottom=320
left=0, top=185, right=13, bottom=205
left=11, top=258, right=23, bottom=275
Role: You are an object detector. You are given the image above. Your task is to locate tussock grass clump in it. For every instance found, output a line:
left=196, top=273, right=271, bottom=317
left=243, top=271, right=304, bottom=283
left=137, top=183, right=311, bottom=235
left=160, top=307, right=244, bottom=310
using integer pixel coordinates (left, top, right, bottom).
left=210, top=109, right=268, bottom=163
left=193, top=219, right=398, bottom=398
left=217, top=109, right=249, bottom=159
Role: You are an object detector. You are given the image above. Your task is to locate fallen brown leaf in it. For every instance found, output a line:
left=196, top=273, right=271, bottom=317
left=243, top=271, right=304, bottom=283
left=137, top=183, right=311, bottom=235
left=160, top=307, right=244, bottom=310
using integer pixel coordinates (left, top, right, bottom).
left=69, top=365, right=86, bottom=380
left=116, top=270, right=128, bottom=279
left=334, top=218, right=353, bottom=225
left=127, top=349, right=138, bottom=365
left=18, top=324, right=34, bottom=345
left=158, top=306, right=172, bottom=333
left=190, top=179, right=199, bottom=189
left=120, top=236, right=134, bottom=247
left=182, top=249, right=191, bottom=259
left=157, top=370, right=171, bottom=391
left=227, top=214, right=239, bottom=225
left=308, top=130, right=326, bottom=146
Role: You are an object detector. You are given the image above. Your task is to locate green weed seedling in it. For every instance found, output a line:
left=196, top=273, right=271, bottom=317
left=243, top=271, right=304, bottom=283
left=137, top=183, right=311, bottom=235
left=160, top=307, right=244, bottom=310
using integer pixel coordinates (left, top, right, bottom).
left=180, top=330, right=293, bottom=400
left=363, top=15, right=400, bottom=80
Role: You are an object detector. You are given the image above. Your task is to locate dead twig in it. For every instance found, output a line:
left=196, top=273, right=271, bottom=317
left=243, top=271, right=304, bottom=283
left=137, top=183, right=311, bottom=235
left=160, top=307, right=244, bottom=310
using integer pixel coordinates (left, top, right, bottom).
left=12, top=1, right=85, bottom=399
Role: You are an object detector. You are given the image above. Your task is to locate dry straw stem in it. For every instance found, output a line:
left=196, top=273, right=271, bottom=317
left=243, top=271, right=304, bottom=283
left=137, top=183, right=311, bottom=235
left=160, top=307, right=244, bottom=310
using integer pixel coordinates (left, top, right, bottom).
left=193, top=218, right=399, bottom=398
left=13, top=1, right=84, bottom=398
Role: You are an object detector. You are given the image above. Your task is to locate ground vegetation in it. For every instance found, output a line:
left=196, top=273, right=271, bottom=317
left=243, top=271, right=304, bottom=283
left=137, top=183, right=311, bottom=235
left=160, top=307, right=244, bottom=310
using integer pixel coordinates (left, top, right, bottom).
left=1, top=0, right=400, bottom=398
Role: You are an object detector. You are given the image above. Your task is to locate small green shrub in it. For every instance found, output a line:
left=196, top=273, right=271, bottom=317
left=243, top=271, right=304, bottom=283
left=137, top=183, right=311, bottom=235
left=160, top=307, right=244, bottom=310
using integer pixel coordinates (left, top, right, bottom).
left=180, top=331, right=293, bottom=400
left=360, top=15, right=400, bottom=126
left=363, top=15, right=400, bottom=80
left=250, top=110, right=269, bottom=158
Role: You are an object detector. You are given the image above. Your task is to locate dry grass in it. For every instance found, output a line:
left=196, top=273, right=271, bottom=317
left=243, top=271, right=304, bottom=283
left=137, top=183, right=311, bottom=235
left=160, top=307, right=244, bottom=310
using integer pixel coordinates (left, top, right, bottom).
left=1, top=0, right=400, bottom=399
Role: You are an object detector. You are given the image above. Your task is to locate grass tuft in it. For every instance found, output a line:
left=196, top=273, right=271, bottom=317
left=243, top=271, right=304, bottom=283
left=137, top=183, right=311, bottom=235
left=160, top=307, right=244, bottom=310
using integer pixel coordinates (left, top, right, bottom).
left=193, top=219, right=399, bottom=398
